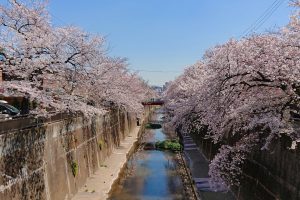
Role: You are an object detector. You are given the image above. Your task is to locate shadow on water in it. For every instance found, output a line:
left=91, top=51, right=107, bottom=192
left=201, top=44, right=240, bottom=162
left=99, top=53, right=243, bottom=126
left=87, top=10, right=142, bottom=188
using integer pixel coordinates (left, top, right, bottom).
left=108, top=110, right=184, bottom=200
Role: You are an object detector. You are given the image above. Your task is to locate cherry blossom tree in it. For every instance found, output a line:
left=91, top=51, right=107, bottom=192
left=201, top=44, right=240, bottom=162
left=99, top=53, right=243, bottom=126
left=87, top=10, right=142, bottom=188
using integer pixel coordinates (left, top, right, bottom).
left=52, top=27, right=106, bottom=95
left=0, top=0, right=55, bottom=84
left=164, top=1, right=300, bottom=186
left=0, top=0, right=155, bottom=116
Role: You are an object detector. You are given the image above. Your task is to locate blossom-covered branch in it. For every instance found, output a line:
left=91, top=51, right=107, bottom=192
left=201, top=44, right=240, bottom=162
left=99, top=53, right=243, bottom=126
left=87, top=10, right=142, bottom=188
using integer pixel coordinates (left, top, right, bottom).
left=0, top=0, right=156, bottom=116
left=164, top=1, right=300, bottom=186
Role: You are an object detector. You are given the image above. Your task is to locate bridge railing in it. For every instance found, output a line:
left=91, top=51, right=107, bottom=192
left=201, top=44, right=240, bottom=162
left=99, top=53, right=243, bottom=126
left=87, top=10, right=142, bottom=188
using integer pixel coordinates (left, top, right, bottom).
left=141, top=99, right=164, bottom=106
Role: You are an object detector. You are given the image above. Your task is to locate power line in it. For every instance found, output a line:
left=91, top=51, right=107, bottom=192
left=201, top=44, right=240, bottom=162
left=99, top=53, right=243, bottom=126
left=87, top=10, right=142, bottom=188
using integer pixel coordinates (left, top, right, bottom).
left=240, top=0, right=287, bottom=37
left=51, top=14, right=69, bottom=26
left=47, top=9, right=70, bottom=27
left=251, top=0, right=286, bottom=33
left=129, top=69, right=182, bottom=73
left=241, top=0, right=281, bottom=36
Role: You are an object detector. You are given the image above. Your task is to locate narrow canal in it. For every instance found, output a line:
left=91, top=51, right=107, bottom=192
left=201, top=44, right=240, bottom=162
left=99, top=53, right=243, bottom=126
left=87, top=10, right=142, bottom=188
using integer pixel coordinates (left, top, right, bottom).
left=108, top=109, right=185, bottom=200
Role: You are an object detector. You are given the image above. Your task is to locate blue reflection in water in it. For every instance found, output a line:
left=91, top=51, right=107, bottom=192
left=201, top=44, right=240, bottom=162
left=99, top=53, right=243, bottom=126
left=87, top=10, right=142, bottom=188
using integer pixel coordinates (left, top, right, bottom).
left=109, top=113, right=184, bottom=200
left=153, top=128, right=166, bottom=141
left=109, top=150, right=183, bottom=200
left=141, top=151, right=169, bottom=197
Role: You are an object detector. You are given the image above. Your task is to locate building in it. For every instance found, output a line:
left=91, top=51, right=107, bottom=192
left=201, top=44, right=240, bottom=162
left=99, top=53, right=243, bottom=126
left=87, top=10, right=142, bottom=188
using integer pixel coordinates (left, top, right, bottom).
left=151, top=85, right=163, bottom=96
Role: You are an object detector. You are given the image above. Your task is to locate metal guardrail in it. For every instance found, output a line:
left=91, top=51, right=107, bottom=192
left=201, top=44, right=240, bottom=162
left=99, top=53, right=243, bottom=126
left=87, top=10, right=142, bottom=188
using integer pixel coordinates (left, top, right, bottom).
left=0, top=105, right=128, bottom=135
left=141, top=101, right=164, bottom=106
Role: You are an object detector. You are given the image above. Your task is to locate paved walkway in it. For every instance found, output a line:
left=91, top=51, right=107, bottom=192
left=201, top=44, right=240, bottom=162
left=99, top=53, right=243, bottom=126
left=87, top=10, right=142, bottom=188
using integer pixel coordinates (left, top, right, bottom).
left=182, top=135, right=235, bottom=200
left=72, top=126, right=141, bottom=200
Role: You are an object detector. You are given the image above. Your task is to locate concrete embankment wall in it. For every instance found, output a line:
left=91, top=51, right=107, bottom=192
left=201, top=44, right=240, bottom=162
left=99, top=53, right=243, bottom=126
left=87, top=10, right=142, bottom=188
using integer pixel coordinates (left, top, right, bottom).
left=0, top=106, right=150, bottom=200
left=190, top=133, right=300, bottom=200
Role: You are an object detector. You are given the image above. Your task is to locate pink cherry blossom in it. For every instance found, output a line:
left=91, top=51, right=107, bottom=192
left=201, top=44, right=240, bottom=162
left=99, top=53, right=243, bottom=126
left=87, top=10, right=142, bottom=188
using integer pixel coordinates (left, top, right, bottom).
left=164, top=1, right=300, bottom=186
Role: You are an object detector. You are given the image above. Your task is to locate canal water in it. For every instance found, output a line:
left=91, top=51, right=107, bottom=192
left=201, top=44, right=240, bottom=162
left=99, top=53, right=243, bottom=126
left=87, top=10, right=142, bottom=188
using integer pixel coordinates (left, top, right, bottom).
left=108, top=110, right=185, bottom=200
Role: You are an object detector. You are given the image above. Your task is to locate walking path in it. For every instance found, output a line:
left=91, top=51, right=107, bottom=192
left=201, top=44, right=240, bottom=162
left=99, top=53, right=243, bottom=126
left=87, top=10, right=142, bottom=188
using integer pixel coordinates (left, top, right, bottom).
left=72, top=126, right=141, bottom=200
left=182, top=135, right=235, bottom=200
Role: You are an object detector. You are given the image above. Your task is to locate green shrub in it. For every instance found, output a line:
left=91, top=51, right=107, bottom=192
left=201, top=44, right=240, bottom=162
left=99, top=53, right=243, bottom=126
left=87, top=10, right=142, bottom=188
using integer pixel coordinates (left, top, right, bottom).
left=155, top=139, right=182, bottom=152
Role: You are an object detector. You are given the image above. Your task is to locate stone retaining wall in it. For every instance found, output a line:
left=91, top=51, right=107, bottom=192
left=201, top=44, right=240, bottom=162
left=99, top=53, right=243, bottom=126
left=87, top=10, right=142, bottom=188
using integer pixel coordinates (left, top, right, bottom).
left=190, top=133, right=300, bottom=200
left=0, top=106, right=148, bottom=200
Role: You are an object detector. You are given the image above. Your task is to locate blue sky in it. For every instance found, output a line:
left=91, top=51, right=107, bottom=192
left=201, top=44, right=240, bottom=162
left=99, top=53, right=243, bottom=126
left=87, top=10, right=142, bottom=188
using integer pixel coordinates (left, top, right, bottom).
left=2, top=0, right=295, bottom=86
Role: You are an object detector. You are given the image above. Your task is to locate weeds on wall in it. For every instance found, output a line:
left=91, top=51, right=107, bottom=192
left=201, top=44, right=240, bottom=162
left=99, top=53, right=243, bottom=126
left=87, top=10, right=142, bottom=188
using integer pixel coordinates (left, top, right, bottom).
left=98, top=139, right=105, bottom=150
left=71, top=161, right=78, bottom=177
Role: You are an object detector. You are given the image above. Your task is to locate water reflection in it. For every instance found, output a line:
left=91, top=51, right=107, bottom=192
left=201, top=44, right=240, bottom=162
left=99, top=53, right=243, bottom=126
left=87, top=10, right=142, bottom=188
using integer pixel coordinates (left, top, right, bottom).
left=108, top=111, right=184, bottom=200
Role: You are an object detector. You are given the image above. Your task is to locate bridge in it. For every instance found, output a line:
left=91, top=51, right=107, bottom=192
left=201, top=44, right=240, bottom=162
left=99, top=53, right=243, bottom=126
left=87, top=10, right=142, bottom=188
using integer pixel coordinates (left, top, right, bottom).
left=142, top=98, right=164, bottom=106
